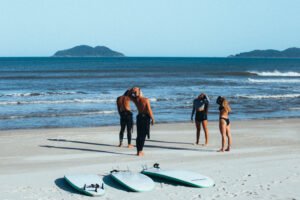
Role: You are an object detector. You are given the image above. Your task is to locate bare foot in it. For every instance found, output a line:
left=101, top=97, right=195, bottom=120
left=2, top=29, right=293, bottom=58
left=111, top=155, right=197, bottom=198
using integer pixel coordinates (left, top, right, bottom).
left=202, top=143, right=208, bottom=147
left=193, top=142, right=200, bottom=146
left=137, top=151, right=144, bottom=156
left=217, top=149, right=225, bottom=152
left=128, top=144, right=134, bottom=149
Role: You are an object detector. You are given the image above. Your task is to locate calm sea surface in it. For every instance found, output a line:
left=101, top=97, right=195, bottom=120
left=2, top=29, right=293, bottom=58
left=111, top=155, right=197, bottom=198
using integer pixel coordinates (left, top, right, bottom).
left=0, top=57, right=299, bottom=130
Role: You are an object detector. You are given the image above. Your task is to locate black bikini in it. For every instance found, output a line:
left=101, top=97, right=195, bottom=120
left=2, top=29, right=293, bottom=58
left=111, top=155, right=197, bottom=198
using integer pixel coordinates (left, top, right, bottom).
left=220, top=117, right=230, bottom=125
left=219, top=106, right=230, bottom=126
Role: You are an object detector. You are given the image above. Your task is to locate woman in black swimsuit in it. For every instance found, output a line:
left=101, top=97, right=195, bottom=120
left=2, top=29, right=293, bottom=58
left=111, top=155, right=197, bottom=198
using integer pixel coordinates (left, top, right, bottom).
left=191, top=93, right=210, bottom=146
left=216, top=96, right=232, bottom=152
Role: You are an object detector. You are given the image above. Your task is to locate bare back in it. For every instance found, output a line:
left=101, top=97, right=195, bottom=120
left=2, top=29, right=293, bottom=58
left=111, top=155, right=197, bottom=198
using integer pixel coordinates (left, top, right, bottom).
left=132, top=97, right=154, bottom=120
left=117, top=96, right=131, bottom=113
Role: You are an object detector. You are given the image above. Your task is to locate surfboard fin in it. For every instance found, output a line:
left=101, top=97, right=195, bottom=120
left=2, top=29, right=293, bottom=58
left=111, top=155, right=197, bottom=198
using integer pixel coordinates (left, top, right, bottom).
left=153, top=163, right=160, bottom=169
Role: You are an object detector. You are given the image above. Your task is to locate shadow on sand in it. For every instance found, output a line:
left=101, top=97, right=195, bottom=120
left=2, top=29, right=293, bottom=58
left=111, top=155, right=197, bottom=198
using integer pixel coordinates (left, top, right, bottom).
left=46, top=138, right=216, bottom=153
left=147, top=139, right=192, bottom=145
left=39, top=145, right=134, bottom=156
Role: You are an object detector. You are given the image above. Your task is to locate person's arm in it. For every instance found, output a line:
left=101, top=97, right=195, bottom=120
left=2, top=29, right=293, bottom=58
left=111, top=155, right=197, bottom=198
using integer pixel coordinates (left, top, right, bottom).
left=203, top=94, right=209, bottom=114
left=116, top=97, right=121, bottom=115
left=146, top=99, right=155, bottom=125
left=191, top=100, right=195, bottom=121
left=204, top=102, right=209, bottom=114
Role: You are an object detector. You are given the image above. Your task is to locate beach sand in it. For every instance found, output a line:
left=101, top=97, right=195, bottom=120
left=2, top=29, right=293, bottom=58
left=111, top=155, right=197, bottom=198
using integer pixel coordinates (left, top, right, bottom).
left=0, top=118, right=299, bottom=200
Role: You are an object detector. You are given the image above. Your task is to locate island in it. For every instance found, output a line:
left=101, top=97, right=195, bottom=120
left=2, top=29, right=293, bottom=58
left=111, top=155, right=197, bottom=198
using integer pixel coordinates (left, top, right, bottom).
left=52, top=45, right=125, bottom=57
left=229, top=47, right=300, bottom=58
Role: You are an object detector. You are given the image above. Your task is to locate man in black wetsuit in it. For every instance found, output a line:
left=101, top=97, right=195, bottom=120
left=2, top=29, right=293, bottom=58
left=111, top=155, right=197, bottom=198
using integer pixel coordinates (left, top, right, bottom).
left=116, top=90, right=134, bottom=148
left=130, top=87, right=155, bottom=156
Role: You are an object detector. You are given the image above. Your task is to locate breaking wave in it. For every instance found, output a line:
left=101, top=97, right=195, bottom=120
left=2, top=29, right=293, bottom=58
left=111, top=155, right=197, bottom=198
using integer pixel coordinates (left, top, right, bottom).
left=236, top=94, right=300, bottom=99
left=0, top=110, right=116, bottom=120
left=248, top=70, right=300, bottom=77
left=248, top=78, right=300, bottom=83
left=0, top=99, right=115, bottom=105
left=0, top=91, right=87, bottom=97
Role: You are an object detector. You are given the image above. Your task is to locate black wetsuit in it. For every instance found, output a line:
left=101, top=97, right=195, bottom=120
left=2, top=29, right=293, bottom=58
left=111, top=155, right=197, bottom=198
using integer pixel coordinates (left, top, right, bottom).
left=119, top=111, right=133, bottom=144
left=191, top=98, right=209, bottom=122
left=136, top=113, right=151, bottom=152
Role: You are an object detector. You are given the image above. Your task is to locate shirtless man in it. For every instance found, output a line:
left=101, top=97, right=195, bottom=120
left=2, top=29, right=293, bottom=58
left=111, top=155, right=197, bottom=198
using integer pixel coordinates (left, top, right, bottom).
left=130, top=87, right=155, bottom=156
left=116, top=90, right=134, bottom=148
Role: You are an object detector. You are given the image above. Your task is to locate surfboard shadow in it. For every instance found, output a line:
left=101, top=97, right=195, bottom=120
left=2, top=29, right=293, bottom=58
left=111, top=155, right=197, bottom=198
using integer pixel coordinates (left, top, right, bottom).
left=145, top=176, right=181, bottom=187
left=102, top=175, right=131, bottom=192
left=39, top=145, right=134, bottom=156
left=54, top=177, right=82, bottom=196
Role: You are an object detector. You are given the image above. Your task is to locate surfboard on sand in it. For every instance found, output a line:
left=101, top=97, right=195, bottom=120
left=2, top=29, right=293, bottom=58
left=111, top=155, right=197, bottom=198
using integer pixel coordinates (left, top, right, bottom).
left=110, top=170, right=155, bottom=192
left=64, top=174, right=105, bottom=196
left=141, top=163, right=215, bottom=188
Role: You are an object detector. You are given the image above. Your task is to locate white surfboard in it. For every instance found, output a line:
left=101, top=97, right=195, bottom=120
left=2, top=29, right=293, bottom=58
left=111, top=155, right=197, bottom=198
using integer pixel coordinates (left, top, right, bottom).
left=142, top=165, right=215, bottom=188
left=110, top=170, right=155, bottom=192
left=64, top=174, right=105, bottom=196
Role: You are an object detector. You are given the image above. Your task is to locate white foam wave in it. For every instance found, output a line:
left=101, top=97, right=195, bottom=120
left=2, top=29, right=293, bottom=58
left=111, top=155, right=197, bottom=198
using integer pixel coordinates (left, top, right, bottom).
left=0, top=99, right=115, bottom=105
left=0, top=91, right=86, bottom=97
left=149, top=98, right=157, bottom=102
left=0, top=110, right=117, bottom=120
left=249, top=70, right=300, bottom=77
left=289, top=107, right=300, bottom=110
left=236, top=94, right=300, bottom=99
left=248, top=78, right=300, bottom=83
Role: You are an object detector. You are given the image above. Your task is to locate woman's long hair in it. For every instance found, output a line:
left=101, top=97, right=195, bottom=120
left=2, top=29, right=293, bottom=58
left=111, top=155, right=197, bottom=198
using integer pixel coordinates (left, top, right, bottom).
left=222, top=98, right=231, bottom=113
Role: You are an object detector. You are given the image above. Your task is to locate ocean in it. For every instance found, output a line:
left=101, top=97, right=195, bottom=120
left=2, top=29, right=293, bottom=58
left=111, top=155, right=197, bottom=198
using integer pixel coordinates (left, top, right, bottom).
left=0, top=57, right=299, bottom=130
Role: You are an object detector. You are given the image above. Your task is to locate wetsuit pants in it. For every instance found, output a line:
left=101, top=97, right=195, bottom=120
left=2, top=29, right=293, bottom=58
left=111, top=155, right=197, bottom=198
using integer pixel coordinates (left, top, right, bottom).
left=136, top=113, right=151, bottom=152
left=119, top=111, right=133, bottom=144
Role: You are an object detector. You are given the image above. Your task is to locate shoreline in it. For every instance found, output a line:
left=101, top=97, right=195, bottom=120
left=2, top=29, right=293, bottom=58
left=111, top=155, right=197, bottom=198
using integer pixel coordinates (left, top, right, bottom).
left=1, top=117, right=299, bottom=132
left=0, top=118, right=299, bottom=199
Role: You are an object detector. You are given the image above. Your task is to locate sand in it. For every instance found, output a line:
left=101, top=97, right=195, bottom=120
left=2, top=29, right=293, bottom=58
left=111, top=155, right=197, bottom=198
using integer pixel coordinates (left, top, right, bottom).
left=0, top=118, right=299, bottom=200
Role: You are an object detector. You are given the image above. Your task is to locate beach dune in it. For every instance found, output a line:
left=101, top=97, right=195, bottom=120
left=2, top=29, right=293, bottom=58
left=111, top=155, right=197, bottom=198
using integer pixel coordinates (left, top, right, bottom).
left=0, top=119, right=299, bottom=200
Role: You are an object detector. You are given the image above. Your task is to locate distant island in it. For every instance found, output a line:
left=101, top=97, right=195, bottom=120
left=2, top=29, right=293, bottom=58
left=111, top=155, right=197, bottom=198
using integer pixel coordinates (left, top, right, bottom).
left=53, top=45, right=125, bottom=57
left=230, top=47, right=300, bottom=58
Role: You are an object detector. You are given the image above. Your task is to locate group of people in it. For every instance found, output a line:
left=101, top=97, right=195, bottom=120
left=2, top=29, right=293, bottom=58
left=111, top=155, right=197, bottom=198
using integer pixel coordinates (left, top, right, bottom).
left=116, top=87, right=232, bottom=156
left=116, top=87, right=154, bottom=156
left=191, top=94, right=232, bottom=152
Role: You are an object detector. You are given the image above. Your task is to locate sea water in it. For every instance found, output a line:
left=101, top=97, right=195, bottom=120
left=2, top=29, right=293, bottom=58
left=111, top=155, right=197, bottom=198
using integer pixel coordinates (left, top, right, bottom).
left=0, top=57, right=299, bottom=129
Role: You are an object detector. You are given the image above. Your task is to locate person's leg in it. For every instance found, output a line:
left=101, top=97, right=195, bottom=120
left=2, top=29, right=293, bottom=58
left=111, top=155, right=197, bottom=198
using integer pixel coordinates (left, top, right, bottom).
left=127, top=115, right=134, bottom=148
left=137, top=116, right=149, bottom=156
left=136, top=116, right=141, bottom=154
left=119, top=116, right=126, bottom=147
left=218, top=120, right=226, bottom=152
left=195, top=121, right=201, bottom=144
left=202, top=120, right=209, bottom=146
left=138, top=130, right=147, bottom=156
left=225, top=124, right=232, bottom=151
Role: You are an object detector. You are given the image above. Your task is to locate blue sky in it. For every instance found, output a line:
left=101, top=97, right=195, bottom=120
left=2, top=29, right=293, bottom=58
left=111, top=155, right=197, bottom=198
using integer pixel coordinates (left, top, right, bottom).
left=0, top=0, right=300, bottom=57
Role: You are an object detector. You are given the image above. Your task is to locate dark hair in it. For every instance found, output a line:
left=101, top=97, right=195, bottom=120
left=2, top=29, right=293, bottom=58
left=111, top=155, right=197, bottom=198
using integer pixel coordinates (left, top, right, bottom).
left=216, top=96, right=224, bottom=105
left=123, top=90, right=130, bottom=96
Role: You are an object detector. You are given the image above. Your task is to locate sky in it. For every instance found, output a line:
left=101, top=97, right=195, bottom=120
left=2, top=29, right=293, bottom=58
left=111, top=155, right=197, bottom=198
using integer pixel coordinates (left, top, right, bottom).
left=0, top=0, right=300, bottom=57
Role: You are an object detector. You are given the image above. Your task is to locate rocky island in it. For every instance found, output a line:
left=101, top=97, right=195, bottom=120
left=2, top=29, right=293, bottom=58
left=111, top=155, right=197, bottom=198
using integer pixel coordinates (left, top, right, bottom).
left=53, top=45, right=125, bottom=57
left=230, top=47, right=300, bottom=58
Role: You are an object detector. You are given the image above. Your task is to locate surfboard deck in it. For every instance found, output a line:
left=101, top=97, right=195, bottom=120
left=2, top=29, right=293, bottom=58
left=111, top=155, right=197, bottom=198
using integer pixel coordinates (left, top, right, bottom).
left=64, top=174, right=105, bottom=196
left=142, top=167, right=215, bottom=188
left=110, top=170, right=155, bottom=192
